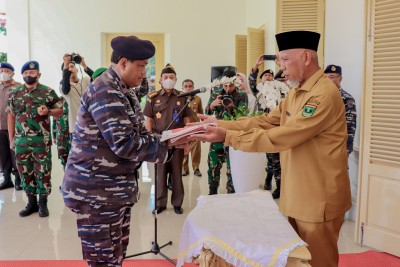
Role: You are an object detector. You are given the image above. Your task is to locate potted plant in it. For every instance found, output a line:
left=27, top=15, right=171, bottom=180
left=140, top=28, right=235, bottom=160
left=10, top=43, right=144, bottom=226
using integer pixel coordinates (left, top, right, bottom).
left=225, top=105, right=267, bottom=193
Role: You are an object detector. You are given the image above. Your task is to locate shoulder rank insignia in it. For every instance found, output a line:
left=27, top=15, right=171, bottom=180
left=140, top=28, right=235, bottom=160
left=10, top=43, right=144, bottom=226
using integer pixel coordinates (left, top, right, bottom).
left=148, top=91, right=158, bottom=99
left=302, top=104, right=317, bottom=117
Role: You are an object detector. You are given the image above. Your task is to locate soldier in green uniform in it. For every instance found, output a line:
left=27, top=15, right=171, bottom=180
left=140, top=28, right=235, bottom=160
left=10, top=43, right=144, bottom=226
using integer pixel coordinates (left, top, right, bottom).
left=51, top=98, right=69, bottom=169
left=7, top=61, right=63, bottom=217
left=205, top=70, right=248, bottom=195
left=144, top=64, right=193, bottom=214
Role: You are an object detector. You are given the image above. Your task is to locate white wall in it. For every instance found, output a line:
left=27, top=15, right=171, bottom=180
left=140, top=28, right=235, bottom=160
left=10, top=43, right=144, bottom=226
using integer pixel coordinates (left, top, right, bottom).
left=6, top=0, right=247, bottom=93
left=245, top=0, right=277, bottom=71
left=325, top=0, right=366, bottom=221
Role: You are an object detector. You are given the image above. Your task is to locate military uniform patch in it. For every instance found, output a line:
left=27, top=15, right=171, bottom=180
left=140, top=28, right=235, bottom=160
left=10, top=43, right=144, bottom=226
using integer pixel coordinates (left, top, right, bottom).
left=156, top=112, right=162, bottom=119
left=302, top=104, right=317, bottom=117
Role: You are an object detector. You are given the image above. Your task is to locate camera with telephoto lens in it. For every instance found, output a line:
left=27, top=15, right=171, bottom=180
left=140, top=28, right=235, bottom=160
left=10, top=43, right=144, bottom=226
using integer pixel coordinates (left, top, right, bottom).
left=70, top=53, right=82, bottom=64
left=219, top=94, right=233, bottom=107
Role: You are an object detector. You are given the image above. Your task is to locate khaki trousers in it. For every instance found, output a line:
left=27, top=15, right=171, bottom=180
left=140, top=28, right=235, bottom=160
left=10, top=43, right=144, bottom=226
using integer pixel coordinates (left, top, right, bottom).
left=288, top=214, right=345, bottom=267
left=182, top=140, right=201, bottom=172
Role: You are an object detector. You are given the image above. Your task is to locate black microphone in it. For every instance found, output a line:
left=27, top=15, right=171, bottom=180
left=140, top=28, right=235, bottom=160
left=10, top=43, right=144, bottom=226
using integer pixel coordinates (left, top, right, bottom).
left=178, top=87, right=207, bottom=97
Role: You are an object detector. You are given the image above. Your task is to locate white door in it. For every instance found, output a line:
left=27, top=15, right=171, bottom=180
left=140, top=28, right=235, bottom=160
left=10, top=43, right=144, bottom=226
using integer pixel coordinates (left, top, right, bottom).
left=357, top=0, right=400, bottom=256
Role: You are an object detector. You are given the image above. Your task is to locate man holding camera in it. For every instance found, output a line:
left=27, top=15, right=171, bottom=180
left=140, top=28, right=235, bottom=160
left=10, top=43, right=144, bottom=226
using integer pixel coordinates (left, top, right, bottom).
left=60, top=53, right=93, bottom=142
left=205, top=70, right=248, bottom=195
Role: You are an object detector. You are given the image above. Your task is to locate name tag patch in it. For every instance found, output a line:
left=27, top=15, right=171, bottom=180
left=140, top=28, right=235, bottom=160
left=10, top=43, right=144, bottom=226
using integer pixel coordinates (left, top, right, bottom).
left=302, top=104, right=317, bottom=117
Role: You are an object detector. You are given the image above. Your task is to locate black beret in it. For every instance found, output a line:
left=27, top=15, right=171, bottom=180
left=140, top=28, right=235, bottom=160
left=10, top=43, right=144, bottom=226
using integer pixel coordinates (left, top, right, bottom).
left=111, top=36, right=155, bottom=60
left=274, top=70, right=286, bottom=80
left=324, top=64, right=342, bottom=75
left=0, top=62, right=14, bottom=72
left=276, top=31, right=320, bottom=52
left=161, top=63, right=176, bottom=75
left=260, top=69, right=274, bottom=79
left=21, top=61, right=39, bottom=74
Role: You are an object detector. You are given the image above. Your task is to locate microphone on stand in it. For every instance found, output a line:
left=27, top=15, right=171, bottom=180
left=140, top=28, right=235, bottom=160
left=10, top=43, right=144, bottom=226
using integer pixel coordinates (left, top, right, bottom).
left=178, top=87, right=207, bottom=97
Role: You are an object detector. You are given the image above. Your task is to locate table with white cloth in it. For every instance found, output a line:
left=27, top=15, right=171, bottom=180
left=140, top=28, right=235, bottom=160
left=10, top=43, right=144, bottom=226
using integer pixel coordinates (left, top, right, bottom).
left=177, top=190, right=311, bottom=267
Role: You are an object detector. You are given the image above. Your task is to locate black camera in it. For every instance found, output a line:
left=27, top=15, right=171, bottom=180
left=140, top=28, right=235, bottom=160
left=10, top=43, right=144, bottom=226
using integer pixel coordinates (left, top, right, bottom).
left=70, top=53, right=82, bottom=64
left=219, top=94, right=233, bottom=107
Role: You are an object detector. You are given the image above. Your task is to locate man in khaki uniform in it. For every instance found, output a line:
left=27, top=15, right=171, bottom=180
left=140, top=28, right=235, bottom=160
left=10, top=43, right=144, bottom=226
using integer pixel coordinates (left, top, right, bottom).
left=190, top=31, right=351, bottom=267
left=181, top=79, right=204, bottom=177
left=144, top=64, right=193, bottom=215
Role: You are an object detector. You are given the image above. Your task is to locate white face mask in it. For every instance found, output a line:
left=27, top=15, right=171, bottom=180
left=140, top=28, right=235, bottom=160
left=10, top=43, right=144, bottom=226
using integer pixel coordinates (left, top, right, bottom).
left=0, top=72, right=12, bottom=82
left=161, top=78, right=176, bottom=89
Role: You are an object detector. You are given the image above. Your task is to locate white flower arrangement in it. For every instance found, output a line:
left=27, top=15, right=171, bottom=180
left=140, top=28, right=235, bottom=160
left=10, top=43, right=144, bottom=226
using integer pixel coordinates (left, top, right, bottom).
left=256, top=80, right=290, bottom=111
left=208, top=76, right=240, bottom=90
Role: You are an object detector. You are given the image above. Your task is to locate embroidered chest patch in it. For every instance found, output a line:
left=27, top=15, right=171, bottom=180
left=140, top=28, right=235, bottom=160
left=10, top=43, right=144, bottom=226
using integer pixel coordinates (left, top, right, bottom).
left=302, top=104, right=317, bottom=117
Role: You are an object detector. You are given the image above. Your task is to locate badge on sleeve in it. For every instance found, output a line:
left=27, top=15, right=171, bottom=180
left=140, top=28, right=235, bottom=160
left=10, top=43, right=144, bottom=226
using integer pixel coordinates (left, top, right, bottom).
left=302, top=104, right=317, bottom=117
left=156, top=112, right=162, bottom=119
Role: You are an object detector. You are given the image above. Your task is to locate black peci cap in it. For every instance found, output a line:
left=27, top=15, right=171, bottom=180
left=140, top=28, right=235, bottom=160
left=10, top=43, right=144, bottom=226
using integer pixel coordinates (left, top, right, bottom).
left=275, top=31, right=320, bottom=52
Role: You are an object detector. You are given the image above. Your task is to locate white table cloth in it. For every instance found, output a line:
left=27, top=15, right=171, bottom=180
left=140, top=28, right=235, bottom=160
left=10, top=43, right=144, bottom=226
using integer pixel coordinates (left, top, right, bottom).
left=177, top=190, right=307, bottom=267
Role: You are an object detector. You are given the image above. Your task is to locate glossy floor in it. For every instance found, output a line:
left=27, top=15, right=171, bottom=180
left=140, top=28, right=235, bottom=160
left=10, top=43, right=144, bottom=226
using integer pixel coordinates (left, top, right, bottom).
left=0, top=144, right=370, bottom=260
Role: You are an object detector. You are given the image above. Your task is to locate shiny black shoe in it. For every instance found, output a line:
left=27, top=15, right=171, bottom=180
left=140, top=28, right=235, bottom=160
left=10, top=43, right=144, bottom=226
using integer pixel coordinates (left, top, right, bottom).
left=182, top=171, right=189, bottom=176
left=152, top=206, right=166, bottom=215
left=272, top=188, right=280, bottom=199
left=174, top=206, right=183, bottom=214
left=209, top=188, right=218, bottom=195
left=193, top=169, right=202, bottom=177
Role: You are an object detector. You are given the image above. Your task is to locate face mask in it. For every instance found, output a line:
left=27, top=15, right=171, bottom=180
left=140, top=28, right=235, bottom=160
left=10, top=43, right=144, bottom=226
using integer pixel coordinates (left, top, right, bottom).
left=161, top=78, right=176, bottom=89
left=0, top=73, right=12, bottom=82
left=23, top=75, right=38, bottom=85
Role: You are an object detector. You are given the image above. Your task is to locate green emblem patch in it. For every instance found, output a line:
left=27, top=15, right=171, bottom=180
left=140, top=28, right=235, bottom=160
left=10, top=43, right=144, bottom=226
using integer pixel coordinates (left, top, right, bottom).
left=302, top=104, right=317, bottom=117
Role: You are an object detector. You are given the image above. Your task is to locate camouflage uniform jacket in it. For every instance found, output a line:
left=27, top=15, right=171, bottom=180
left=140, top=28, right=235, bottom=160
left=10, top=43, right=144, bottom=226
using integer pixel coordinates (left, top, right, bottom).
left=248, top=68, right=260, bottom=95
left=7, top=83, right=62, bottom=146
left=340, top=87, right=357, bottom=154
left=205, top=86, right=248, bottom=120
left=62, top=66, right=169, bottom=206
left=0, top=80, right=22, bottom=130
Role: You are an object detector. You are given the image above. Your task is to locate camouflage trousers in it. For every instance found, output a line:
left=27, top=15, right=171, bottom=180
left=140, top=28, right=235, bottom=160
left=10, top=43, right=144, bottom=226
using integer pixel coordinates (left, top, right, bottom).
left=15, top=144, right=52, bottom=196
left=207, top=142, right=235, bottom=193
left=68, top=201, right=133, bottom=267
left=266, top=153, right=281, bottom=180
left=56, top=135, right=70, bottom=169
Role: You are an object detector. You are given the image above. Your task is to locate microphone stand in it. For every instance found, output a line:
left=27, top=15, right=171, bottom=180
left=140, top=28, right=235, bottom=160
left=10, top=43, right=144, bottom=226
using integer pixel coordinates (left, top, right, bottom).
left=124, top=94, right=195, bottom=266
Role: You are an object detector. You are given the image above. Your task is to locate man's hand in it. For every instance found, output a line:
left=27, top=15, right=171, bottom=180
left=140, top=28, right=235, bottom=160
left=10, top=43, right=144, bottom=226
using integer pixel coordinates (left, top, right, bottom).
left=189, top=125, right=226, bottom=143
left=10, top=139, right=14, bottom=151
left=37, top=106, right=49, bottom=116
left=209, top=96, right=223, bottom=111
left=252, top=54, right=264, bottom=72
left=63, top=54, right=72, bottom=70
left=187, top=114, right=218, bottom=127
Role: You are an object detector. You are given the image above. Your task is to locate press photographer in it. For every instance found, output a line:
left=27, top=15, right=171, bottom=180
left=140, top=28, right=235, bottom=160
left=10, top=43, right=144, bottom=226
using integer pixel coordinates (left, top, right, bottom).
left=60, top=53, right=94, bottom=141
left=204, top=70, right=248, bottom=195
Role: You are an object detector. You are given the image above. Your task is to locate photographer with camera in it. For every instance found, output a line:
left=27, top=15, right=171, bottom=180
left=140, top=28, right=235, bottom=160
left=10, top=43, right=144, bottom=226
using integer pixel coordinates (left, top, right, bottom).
left=60, top=53, right=93, bottom=141
left=204, top=70, right=248, bottom=195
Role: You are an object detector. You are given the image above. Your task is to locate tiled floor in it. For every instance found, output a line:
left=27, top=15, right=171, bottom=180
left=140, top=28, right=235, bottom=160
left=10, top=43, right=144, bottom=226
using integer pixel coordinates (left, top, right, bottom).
left=0, top=143, right=369, bottom=260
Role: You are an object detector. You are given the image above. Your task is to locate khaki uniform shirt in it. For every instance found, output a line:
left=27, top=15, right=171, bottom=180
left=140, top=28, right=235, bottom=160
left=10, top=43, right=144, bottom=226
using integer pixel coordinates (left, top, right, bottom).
left=143, top=89, right=193, bottom=133
left=220, top=69, right=351, bottom=223
left=0, top=81, right=21, bottom=130
left=187, top=95, right=204, bottom=123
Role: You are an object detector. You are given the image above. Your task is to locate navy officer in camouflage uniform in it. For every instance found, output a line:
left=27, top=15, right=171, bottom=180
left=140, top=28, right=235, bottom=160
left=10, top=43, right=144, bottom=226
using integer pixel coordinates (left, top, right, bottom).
left=205, top=70, right=248, bottom=195
left=7, top=61, right=63, bottom=217
left=324, top=64, right=357, bottom=156
left=62, top=36, right=171, bottom=267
